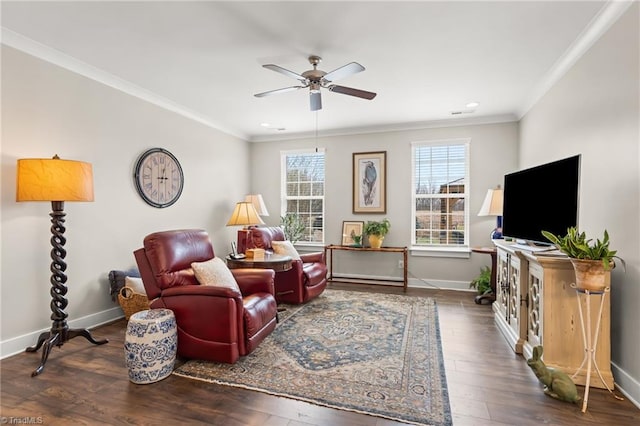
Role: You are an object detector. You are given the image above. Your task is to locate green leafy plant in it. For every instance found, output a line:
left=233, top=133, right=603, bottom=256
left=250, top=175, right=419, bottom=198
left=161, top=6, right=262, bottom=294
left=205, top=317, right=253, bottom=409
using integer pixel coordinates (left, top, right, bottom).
left=280, top=213, right=305, bottom=244
left=350, top=231, right=362, bottom=246
left=363, top=218, right=391, bottom=237
left=469, top=266, right=492, bottom=295
left=541, top=227, right=624, bottom=271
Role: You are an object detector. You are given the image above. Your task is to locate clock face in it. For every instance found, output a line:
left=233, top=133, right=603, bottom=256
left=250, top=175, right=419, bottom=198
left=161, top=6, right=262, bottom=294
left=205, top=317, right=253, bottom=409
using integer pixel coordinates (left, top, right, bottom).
left=133, top=148, right=184, bottom=208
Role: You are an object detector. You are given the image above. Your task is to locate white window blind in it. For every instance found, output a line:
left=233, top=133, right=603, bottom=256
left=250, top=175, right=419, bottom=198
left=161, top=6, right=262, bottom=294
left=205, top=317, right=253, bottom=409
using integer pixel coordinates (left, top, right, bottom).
left=281, top=149, right=325, bottom=244
left=412, top=140, right=469, bottom=247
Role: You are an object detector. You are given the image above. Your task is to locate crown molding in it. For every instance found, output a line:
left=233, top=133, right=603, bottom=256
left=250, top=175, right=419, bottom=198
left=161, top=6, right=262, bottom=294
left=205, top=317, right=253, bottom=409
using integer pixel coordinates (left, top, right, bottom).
left=518, top=0, right=634, bottom=119
left=1, top=28, right=247, bottom=141
left=248, top=113, right=518, bottom=143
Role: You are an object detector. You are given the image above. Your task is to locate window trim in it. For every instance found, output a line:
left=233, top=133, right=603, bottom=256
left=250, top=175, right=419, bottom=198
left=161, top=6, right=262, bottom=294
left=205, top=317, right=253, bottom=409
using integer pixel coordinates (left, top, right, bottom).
left=410, top=138, right=471, bottom=251
left=280, top=148, right=326, bottom=246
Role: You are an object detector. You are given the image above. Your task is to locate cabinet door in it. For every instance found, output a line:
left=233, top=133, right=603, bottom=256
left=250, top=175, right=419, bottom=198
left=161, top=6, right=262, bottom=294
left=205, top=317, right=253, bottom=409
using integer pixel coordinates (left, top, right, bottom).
left=508, top=254, right=522, bottom=337
left=527, top=262, right=543, bottom=349
left=495, top=250, right=510, bottom=320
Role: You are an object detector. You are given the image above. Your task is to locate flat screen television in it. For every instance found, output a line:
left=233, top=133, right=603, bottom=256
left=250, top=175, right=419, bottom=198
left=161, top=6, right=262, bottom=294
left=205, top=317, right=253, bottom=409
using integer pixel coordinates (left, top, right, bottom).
left=502, top=154, right=580, bottom=246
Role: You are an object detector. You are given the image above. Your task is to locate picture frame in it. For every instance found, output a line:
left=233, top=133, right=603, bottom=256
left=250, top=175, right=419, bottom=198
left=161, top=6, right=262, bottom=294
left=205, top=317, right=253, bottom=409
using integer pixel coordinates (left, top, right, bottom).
left=342, top=221, right=364, bottom=246
left=353, top=151, right=387, bottom=213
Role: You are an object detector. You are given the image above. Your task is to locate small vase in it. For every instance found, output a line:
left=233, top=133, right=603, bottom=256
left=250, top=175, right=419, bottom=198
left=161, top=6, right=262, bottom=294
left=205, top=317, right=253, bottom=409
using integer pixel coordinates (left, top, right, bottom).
left=570, top=258, right=609, bottom=292
left=368, top=235, right=384, bottom=249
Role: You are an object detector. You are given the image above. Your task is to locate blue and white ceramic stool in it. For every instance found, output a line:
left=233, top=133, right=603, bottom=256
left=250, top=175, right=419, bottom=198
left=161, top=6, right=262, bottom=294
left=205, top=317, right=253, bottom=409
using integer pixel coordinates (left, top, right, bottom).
left=124, top=308, right=177, bottom=384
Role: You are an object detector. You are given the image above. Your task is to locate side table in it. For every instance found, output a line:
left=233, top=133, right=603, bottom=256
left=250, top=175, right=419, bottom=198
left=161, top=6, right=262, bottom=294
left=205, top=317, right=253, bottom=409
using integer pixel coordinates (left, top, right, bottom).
left=324, top=245, right=408, bottom=292
left=124, top=308, right=177, bottom=384
left=471, top=247, right=497, bottom=304
left=226, top=253, right=293, bottom=272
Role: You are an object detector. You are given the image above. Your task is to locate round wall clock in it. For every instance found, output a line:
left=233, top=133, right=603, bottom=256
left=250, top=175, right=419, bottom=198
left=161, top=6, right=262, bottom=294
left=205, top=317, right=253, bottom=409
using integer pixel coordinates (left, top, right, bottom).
left=133, top=148, right=184, bottom=208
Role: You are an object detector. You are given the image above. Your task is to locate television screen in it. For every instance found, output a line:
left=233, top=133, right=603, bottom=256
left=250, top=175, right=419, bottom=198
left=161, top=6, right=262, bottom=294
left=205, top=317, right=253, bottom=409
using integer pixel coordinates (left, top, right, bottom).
left=502, top=155, right=580, bottom=245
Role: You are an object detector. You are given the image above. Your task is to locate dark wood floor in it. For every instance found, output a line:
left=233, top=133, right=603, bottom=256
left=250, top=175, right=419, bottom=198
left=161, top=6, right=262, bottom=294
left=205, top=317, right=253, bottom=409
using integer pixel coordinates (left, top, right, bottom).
left=1, top=284, right=638, bottom=425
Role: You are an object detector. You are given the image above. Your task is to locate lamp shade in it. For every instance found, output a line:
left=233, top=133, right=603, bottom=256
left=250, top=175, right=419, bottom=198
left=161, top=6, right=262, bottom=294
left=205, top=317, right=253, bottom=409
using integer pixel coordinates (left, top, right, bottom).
left=226, top=201, right=265, bottom=226
left=16, top=156, right=94, bottom=202
left=244, top=194, right=269, bottom=216
left=478, top=186, right=503, bottom=216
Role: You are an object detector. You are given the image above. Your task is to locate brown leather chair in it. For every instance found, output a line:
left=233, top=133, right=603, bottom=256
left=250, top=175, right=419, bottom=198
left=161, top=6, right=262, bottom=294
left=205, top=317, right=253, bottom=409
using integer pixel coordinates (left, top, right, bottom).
left=133, top=229, right=277, bottom=363
left=239, top=226, right=327, bottom=304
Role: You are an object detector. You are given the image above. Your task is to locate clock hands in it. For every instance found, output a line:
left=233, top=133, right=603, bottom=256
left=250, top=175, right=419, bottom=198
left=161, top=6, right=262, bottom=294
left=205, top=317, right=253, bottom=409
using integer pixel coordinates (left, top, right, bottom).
left=157, top=168, right=168, bottom=182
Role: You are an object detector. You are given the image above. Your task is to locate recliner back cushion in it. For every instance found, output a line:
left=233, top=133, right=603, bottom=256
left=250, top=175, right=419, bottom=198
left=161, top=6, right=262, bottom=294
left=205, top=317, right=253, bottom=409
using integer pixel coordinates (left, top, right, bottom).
left=144, top=229, right=214, bottom=290
left=249, top=226, right=286, bottom=250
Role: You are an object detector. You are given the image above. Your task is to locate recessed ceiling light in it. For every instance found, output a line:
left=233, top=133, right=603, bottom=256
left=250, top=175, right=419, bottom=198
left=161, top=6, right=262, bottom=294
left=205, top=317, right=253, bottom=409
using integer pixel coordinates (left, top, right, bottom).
left=466, top=101, right=480, bottom=108
left=260, top=122, right=270, bottom=127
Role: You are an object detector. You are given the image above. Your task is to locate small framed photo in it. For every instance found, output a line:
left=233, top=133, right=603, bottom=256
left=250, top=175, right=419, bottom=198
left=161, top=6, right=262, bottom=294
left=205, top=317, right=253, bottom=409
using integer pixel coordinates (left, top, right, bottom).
left=353, top=151, right=386, bottom=213
left=342, top=221, right=364, bottom=246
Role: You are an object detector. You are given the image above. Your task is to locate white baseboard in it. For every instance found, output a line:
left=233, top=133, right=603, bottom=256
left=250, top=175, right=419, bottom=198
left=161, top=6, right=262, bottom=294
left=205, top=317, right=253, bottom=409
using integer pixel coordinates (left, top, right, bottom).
left=612, top=361, right=640, bottom=409
left=0, top=306, right=124, bottom=359
left=329, top=272, right=473, bottom=292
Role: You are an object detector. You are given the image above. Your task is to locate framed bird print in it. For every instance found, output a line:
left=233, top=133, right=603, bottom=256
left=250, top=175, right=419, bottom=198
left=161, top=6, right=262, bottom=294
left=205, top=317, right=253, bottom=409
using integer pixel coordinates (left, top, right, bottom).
left=353, top=151, right=386, bottom=213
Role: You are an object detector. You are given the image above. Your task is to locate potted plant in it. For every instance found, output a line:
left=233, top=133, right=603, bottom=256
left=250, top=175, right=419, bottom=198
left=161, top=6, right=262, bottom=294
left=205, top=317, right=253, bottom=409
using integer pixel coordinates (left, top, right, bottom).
left=280, top=213, right=305, bottom=244
left=541, top=227, right=624, bottom=292
left=363, top=218, right=390, bottom=249
left=469, top=266, right=492, bottom=296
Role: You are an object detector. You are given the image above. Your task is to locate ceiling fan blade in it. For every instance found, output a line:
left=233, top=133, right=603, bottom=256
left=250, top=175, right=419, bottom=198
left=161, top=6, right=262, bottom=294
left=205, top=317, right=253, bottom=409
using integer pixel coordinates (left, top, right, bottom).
left=254, top=86, right=304, bottom=98
left=322, top=62, right=365, bottom=82
left=328, top=85, right=377, bottom=100
left=263, top=64, right=307, bottom=83
left=310, top=91, right=322, bottom=111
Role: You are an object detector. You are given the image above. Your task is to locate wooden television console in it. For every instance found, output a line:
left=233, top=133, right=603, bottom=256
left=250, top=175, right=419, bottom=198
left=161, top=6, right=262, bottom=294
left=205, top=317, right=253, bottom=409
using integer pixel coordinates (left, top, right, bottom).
left=492, top=240, right=613, bottom=389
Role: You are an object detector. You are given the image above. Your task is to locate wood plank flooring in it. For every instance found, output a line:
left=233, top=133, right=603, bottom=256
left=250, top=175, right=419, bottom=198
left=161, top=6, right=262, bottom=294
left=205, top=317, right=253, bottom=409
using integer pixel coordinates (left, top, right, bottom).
left=1, top=284, right=638, bottom=425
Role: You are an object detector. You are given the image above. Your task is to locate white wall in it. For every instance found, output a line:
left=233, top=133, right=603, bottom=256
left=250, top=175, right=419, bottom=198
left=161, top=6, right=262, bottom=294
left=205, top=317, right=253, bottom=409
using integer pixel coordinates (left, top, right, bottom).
left=250, top=121, right=519, bottom=289
left=519, top=4, right=640, bottom=405
left=0, top=46, right=250, bottom=357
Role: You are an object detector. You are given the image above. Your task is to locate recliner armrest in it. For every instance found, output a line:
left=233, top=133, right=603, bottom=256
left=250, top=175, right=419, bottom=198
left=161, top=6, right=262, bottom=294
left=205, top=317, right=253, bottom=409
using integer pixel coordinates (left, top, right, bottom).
left=300, top=251, right=325, bottom=264
left=231, top=268, right=275, bottom=296
left=160, top=284, right=242, bottom=299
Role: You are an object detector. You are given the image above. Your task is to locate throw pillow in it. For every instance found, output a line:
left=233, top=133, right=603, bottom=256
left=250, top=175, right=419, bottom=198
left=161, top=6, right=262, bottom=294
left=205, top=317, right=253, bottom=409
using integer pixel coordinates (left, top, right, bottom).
left=271, top=240, right=301, bottom=260
left=191, top=257, right=240, bottom=291
left=124, top=276, right=146, bottom=295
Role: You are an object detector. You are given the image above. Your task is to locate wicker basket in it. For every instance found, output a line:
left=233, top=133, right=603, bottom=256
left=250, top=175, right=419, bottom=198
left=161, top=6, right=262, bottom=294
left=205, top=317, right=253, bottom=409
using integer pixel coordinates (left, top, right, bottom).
left=118, top=286, right=150, bottom=320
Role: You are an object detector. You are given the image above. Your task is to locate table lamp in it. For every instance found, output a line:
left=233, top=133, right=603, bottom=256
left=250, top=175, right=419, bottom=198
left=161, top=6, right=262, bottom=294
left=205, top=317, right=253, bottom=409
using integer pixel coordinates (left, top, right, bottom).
left=244, top=194, right=269, bottom=217
left=227, top=201, right=265, bottom=254
left=478, top=185, right=503, bottom=239
left=16, top=155, right=108, bottom=377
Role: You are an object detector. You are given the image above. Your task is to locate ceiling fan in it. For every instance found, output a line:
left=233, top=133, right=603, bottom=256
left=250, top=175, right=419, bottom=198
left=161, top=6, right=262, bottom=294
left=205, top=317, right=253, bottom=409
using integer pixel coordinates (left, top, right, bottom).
left=254, top=55, right=377, bottom=111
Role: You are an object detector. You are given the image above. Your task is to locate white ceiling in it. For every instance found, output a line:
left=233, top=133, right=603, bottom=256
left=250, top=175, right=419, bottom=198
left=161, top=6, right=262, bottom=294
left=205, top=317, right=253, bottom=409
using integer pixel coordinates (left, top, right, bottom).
left=1, top=1, right=628, bottom=142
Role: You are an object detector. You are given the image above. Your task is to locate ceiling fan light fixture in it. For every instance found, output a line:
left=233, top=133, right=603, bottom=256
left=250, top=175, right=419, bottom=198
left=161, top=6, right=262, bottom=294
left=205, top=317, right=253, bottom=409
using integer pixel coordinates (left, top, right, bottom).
left=310, top=82, right=321, bottom=93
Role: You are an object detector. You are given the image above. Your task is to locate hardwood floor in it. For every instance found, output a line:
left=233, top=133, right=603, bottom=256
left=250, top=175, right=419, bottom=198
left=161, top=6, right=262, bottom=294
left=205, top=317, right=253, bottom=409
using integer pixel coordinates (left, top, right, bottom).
left=1, top=284, right=638, bottom=425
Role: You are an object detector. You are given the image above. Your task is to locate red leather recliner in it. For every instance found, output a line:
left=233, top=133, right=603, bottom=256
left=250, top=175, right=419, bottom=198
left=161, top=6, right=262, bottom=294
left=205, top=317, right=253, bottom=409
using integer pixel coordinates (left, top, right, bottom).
left=133, top=229, right=277, bottom=363
left=239, top=226, right=327, bottom=304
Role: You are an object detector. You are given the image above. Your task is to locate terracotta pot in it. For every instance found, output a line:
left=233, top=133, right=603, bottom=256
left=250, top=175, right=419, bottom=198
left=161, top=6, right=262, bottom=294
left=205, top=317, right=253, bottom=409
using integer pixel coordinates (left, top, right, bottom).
left=368, top=235, right=384, bottom=249
left=570, top=258, right=609, bottom=292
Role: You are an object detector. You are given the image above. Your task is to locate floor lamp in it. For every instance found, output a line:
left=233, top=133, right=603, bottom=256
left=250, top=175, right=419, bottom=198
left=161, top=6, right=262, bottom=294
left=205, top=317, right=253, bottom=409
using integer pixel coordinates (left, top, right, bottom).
left=17, top=155, right=108, bottom=377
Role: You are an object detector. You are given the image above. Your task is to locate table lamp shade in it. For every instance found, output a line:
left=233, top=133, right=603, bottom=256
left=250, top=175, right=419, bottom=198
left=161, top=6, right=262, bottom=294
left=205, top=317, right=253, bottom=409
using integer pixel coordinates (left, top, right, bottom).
left=16, top=157, right=94, bottom=202
left=478, top=186, right=503, bottom=216
left=226, top=201, right=265, bottom=226
left=244, top=194, right=269, bottom=216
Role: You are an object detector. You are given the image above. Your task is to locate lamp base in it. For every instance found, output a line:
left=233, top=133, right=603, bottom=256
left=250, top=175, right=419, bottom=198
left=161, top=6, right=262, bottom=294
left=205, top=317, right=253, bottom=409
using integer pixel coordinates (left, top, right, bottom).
left=25, top=201, right=108, bottom=377
left=491, top=228, right=503, bottom=239
left=26, top=326, right=108, bottom=377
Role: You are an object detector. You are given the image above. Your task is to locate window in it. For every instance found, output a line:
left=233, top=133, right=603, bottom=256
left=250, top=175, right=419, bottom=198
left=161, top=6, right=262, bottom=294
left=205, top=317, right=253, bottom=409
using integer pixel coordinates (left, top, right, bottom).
left=281, top=149, right=325, bottom=244
left=412, top=139, right=469, bottom=248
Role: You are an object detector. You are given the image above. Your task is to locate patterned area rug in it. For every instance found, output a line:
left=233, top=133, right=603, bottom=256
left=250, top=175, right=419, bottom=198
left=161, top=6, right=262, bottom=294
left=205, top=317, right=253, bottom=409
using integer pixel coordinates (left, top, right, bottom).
left=173, top=289, right=452, bottom=426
